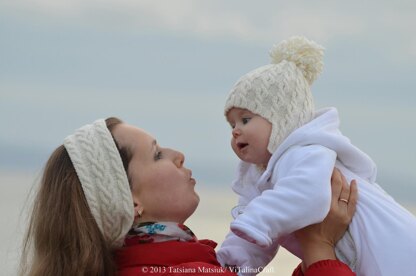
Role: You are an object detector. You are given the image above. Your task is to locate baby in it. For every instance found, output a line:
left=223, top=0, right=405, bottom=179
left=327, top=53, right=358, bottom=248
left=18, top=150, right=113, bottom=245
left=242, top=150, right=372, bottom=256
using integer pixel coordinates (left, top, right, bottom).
left=217, top=36, right=416, bottom=276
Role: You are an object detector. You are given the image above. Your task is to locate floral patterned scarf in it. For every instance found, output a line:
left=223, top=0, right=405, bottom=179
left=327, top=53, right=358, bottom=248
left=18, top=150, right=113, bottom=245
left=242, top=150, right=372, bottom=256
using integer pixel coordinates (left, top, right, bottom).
left=124, top=222, right=198, bottom=246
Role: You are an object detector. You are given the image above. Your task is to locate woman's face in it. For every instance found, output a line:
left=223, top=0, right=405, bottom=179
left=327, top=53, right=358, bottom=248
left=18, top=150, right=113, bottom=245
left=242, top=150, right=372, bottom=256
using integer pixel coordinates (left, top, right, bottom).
left=112, top=123, right=199, bottom=224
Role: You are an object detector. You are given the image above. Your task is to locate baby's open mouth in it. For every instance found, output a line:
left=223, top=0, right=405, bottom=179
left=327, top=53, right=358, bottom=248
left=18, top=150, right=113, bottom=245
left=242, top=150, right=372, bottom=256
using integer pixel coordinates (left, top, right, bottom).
left=237, top=142, right=249, bottom=150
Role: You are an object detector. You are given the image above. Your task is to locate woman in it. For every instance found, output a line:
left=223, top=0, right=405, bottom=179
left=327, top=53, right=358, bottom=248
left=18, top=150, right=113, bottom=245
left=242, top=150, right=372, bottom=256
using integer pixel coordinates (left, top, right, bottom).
left=20, top=118, right=357, bottom=276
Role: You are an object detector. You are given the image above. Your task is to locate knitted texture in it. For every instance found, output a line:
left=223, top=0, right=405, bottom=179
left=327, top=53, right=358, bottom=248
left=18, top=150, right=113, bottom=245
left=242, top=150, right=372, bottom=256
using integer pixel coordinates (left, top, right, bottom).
left=224, top=36, right=324, bottom=153
left=64, top=119, right=134, bottom=248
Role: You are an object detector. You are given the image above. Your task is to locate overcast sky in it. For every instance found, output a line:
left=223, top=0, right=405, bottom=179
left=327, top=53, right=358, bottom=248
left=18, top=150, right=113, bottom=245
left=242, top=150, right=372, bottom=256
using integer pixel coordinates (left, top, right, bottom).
left=1, top=0, right=415, bottom=203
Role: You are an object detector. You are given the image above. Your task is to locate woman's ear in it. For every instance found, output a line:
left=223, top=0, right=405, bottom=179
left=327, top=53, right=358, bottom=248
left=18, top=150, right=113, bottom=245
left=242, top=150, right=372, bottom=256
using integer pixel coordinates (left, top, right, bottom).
left=133, top=201, right=144, bottom=219
left=131, top=185, right=144, bottom=221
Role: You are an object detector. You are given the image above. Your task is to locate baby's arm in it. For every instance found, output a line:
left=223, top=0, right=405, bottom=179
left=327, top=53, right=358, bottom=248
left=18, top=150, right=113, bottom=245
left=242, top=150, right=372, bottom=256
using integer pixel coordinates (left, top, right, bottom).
left=231, top=145, right=337, bottom=248
left=217, top=230, right=279, bottom=275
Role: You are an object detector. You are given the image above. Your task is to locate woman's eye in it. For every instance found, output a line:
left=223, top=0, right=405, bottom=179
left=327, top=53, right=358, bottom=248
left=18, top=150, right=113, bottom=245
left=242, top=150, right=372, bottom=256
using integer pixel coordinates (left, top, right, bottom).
left=154, top=151, right=162, bottom=161
left=242, top=118, right=251, bottom=124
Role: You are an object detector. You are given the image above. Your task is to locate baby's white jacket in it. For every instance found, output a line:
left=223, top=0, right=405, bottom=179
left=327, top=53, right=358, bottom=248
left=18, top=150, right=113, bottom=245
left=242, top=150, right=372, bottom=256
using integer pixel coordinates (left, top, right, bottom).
left=217, top=107, right=416, bottom=276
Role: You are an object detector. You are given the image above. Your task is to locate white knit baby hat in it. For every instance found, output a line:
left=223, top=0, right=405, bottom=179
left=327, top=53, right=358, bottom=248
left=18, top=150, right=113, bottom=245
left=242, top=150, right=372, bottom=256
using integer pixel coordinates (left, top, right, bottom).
left=63, top=119, right=134, bottom=248
left=224, top=36, right=324, bottom=153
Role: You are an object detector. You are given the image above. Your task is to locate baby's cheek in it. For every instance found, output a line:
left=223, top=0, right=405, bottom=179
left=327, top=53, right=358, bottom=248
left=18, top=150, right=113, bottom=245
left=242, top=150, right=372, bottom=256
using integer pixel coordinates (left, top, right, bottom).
left=230, top=139, right=235, bottom=149
left=230, top=142, right=238, bottom=155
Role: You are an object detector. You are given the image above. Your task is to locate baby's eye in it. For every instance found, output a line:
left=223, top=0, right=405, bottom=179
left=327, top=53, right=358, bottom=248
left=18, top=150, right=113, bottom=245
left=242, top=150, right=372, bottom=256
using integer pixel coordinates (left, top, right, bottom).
left=154, top=151, right=162, bottom=161
left=229, top=123, right=235, bottom=129
left=242, top=118, right=251, bottom=124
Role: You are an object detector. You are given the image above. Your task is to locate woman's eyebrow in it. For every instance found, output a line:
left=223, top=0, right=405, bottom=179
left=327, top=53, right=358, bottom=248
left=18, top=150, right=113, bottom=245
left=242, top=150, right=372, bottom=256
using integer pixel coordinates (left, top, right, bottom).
left=150, top=140, right=157, bottom=154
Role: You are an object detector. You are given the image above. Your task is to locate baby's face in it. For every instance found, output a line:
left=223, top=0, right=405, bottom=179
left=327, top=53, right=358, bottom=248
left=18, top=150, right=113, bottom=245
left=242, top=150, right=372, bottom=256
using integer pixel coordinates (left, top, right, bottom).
left=226, top=108, right=272, bottom=167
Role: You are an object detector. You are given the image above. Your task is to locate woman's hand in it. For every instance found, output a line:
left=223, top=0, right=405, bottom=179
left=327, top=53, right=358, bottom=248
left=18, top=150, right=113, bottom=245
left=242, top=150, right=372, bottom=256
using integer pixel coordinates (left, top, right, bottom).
left=294, top=168, right=358, bottom=269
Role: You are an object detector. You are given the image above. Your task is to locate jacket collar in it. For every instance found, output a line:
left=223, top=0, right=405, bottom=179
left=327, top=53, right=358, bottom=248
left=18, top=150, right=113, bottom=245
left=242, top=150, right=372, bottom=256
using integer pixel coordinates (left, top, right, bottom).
left=115, top=239, right=220, bottom=268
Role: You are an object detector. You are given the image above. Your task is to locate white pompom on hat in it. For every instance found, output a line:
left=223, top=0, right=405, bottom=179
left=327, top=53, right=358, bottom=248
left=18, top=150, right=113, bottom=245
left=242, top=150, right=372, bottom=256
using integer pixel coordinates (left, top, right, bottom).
left=224, top=36, right=324, bottom=153
left=64, top=119, right=134, bottom=249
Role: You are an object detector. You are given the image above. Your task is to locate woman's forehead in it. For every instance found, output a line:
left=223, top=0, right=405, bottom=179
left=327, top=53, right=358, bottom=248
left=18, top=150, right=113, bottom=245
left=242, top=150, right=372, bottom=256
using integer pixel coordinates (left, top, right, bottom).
left=115, top=124, right=154, bottom=150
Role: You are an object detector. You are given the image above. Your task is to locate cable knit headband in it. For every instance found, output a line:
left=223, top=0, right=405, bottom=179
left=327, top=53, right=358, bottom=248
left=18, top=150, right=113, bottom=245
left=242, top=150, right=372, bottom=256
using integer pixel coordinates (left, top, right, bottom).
left=63, top=119, right=134, bottom=248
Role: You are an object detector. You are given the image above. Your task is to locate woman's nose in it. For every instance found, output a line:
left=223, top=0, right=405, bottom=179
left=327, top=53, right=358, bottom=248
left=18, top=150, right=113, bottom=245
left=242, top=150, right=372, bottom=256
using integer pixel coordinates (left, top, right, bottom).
left=173, top=150, right=185, bottom=168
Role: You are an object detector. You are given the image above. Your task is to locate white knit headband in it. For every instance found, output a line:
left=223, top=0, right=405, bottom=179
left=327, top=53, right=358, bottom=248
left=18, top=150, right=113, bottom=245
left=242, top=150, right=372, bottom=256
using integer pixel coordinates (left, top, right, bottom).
left=63, top=119, right=134, bottom=248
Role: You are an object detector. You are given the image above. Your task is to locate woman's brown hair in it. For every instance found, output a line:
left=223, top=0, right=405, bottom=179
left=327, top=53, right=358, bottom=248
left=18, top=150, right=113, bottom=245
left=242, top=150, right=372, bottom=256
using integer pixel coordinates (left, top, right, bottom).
left=20, top=117, right=132, bottom=276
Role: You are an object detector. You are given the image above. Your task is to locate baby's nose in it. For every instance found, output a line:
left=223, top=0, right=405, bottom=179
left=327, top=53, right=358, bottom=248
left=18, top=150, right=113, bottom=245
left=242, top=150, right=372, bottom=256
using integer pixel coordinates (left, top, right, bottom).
left=232, top=128, right=241, bottom=138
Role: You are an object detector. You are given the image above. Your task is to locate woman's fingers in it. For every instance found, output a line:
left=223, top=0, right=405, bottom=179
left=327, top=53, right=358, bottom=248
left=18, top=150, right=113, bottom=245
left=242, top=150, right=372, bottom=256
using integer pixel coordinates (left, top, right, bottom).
left=330, top=168, right=358, bottom=224
left=330, top=168, right=343, bottom=202
left=347, top=180, right=358, bottom=219
left=338, top=172, right=351, bottom=208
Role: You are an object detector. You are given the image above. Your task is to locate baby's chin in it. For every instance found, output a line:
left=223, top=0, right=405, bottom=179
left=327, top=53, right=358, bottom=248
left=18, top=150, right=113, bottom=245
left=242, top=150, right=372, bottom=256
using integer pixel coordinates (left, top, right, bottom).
left=238, top=156, right=268, bottom=169
left=236, top=155, right=262, bottom=166
left=233, top=148, right=267, bottom=166
left=234, top=151, right=247, bottom=162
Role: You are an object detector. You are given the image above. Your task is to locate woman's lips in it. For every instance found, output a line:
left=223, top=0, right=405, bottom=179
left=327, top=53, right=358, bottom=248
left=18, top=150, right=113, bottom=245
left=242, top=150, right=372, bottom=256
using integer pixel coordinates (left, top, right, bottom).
left=188, top=170, right=196, bottom=185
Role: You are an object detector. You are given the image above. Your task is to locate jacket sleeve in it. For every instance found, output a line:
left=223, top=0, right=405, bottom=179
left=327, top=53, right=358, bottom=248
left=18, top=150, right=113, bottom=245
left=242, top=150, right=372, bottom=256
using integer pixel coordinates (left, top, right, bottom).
left=292, top=260, right=356, bottom=276
left=231, top=145, right=337, bottom=248
left=217, top=230, right=279, bottom=276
